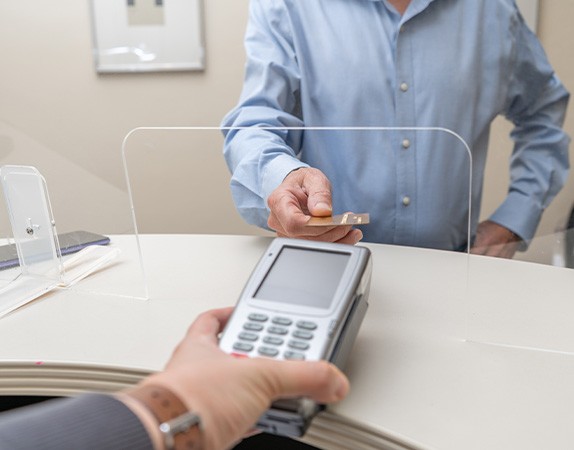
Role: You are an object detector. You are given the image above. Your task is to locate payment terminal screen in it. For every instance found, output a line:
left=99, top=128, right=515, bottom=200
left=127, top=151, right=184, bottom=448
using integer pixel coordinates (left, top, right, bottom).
left=255, top=247, right=350, bottom=309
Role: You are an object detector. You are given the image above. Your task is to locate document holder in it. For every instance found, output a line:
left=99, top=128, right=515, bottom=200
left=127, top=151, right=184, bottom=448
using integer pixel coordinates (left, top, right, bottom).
left=0, top=166, right=120, bottom=318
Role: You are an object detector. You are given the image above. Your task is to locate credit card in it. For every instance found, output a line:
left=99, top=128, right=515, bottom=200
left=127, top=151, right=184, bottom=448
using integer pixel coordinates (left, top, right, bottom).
left=307, top=213, right=370, bottom=227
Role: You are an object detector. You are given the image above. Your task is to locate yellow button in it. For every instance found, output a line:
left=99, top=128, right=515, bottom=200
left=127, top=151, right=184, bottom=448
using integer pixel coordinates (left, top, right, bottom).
left=402, top=196, right=411, bottom=206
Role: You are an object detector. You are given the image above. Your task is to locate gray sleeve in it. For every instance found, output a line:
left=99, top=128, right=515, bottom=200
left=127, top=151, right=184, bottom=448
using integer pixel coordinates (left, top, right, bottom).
left=0, top=394, right=154, bottom=450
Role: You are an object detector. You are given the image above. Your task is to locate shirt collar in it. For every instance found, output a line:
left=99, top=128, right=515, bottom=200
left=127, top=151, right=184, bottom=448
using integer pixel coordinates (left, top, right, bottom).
left=373, top=0, right=437, bottom=23
left=404, top=0, right=437, bottom=21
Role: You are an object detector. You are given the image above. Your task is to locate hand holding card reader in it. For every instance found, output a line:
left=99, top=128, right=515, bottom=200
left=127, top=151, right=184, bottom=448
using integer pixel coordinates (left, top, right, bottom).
left=219, top=238, right=372, bottom=437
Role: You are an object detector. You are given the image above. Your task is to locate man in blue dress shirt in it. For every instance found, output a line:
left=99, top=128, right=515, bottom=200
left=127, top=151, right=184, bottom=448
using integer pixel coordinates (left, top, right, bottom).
left=222, top=0, right=570, bottom=258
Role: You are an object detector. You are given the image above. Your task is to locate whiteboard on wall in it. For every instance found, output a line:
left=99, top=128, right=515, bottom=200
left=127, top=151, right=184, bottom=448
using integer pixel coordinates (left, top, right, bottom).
left=516, top=0, right=539, bottom=32
left=90, top=0, right=204, bottom=73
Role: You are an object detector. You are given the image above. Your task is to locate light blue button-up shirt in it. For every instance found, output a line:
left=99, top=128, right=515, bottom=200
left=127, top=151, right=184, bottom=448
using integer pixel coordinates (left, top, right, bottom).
left=222, top=0, right=570, bottom=250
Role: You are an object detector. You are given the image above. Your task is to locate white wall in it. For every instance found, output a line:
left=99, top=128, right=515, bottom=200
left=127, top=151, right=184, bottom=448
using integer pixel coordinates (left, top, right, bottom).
left=0, top=0, right=261, bottom=236
left=0, top=1, right=572, bottom=260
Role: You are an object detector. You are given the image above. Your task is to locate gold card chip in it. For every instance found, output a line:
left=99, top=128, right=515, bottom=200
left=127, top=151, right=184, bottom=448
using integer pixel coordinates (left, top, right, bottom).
left=307, top=213, right=370, bottom=227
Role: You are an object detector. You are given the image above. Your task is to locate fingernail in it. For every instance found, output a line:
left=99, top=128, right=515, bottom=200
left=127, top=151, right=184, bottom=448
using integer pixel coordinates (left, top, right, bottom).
left=314, top=202, right=332, bottom=212
left=355, top=230, right=363, bottom=244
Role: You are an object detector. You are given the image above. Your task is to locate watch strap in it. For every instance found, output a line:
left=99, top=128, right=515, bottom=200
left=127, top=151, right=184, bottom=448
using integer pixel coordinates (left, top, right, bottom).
left=128, top=384, right=203, bottom=450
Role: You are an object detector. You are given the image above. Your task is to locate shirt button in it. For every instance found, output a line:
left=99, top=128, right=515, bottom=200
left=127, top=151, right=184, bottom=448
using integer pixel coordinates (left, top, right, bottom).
left=402, top=196, right=411, bottom=206
left=400, top=82, right=409, bottom=92
left=402, top=139, right=411, bottom=149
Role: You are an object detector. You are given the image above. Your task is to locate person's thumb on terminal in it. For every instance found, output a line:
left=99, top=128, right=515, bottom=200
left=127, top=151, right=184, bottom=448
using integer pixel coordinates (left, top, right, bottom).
left=260, top=359, right=350, bottom=404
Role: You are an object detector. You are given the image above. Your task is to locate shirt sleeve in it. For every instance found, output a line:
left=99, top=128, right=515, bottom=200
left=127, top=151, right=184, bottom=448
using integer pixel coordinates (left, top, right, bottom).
left=221, top=0, right=308, bottom=229
left=0, top=394, right=153, bottom=450
left=491, top=9, right=570, bottom=244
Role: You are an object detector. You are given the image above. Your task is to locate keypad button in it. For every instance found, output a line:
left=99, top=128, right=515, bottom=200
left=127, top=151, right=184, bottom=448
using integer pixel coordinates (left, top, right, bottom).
left=267, top=326, right=289, bottom=335
left=233, top=342, right=253, bottom=352
left=238, top=332, right=259, bottom=342
left=248, top=313, right=269, bottom=322
left=258, top=346, right=279, bottom=357
left=272, top=316, right=293, bottom=326
left=292, top=329, right=313, bottom=340
left=284, top=351, right=306, bottom=360
left=288, top=340, right=310, bottom=351
left=243, top=322, right=264, bottom=332
left=296, top=321, right=317, bottom=331
left=263, top=336, right=284, bottom=346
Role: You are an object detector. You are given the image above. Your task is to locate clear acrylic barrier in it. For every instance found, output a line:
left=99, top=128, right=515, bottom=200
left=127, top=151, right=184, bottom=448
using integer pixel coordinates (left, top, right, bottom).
left=124, top=127, right=574, bottom=356
left=121, top=127, right=270, bottom=236
left=0, top=160, right=147, bottom=319
left=467, top=226, right=574, bottom=354
left=122, top=126, right=472, bottom=299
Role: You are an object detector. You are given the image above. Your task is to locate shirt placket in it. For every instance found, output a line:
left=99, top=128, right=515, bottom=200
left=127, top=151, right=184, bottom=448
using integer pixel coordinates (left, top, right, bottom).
left=393, top=20, right=417, bottom=245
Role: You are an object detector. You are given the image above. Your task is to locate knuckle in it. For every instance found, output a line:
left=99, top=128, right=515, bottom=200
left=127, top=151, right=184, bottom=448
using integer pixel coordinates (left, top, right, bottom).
left=267, top=192, right=279, bottom=209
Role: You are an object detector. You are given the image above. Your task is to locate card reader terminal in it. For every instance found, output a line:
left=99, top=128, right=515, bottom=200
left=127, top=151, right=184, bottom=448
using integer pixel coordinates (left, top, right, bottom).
left=218, top=238, right=372, bottom=437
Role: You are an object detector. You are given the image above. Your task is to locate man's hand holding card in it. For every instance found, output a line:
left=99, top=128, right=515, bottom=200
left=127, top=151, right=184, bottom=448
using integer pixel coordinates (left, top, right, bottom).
left=267, top=167, right=369, bottom=245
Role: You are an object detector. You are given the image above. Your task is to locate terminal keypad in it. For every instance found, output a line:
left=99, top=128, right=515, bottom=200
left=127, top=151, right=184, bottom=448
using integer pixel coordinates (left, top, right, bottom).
left=243, top=322, right=264, bottom=332
left=233, top=315, right=318, bottom=360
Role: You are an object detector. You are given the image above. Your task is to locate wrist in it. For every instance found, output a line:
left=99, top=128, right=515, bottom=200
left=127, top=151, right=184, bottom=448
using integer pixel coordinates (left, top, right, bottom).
left=283, top=166, right=309, bottom=183
left=124, top=383, right=204, bottom=450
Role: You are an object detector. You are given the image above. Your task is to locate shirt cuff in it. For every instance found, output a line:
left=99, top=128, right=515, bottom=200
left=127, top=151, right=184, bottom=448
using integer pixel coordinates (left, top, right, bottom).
left=0, top=394, right=153, bottom=450
left=488, top=191, right=544, bottom=249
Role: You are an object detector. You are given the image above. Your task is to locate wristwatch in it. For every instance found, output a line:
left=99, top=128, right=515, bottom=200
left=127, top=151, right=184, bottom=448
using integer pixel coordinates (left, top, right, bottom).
left=128, top=384, right=203, bottom=450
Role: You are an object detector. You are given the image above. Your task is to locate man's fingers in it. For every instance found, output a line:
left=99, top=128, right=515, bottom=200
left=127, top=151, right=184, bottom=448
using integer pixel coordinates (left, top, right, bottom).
left=271, top=213, right=358, bottom=242
left=336, top=229, right=363, bottom=245
left=273, top=167, right=333, bottom=218
left=471, top=243, right=518, bottom=259
left=469, top=246, right=486, bottom=256
left=267, top=168, right=362, bottom=243
left=303, top=171, right=333, bottom=217
left=267, top=205, right=311, bottom=235
left=471, top=220, right=520, bottom=259
left=267, top=186, right=312, bottom=234
left=268, top=206, right=350, bottom=239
